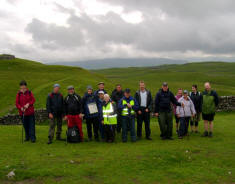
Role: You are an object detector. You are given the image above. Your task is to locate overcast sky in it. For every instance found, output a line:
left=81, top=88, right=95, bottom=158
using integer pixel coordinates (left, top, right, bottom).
left=1, top=0, right=235, bottom=63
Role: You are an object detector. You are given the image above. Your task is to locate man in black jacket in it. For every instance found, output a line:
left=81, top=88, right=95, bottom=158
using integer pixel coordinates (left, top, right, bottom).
left=135, top=81, right=153, bottom=140
left=46, top=84, right=64, bottom=144
left=154, top=82, right=183, bottom=140
left=189, top=84, right=202, bottom=133
left=111, top=84, right=124, bottom=133
left=64, top=86, right=84, bottom=141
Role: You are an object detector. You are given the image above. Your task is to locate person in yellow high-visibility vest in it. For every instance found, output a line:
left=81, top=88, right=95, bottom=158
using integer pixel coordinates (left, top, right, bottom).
left=118, top=88, right=139, bottom=142
left=102, top=94, right=117, bottom=143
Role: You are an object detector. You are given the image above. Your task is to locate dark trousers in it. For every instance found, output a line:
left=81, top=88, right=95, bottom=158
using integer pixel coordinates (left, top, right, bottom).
left=137, top=108, right=151, bottom=138
left=48, top=116, right=62, bottom=140
left=158, top=111, right=173, bottom=138
left=121, top=116, right=136, bottom=142
left=116, top=110, right=122, bottom=133
left=99, top=121, right=105, bottom=139
left=104, top=124, right=116, bottom=142
left=179, top=117, right=190, bottom=137
left=22, top=115, right=36, bottom=141
left=86, top=117, right=99, bottom=139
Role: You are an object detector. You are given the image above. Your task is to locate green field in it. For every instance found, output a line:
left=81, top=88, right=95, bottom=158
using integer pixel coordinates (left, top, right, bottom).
left=0, top=113, right=234, bottom=184
left=0, top=58, right=235, bottom=183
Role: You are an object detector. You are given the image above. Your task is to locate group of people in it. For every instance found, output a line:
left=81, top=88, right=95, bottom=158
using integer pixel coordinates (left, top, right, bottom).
left=15, top=80, right=219, bottom=144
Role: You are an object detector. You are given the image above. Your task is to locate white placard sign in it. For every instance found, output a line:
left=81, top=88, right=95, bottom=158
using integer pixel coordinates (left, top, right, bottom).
left=88, top=103, right=98, bottom=114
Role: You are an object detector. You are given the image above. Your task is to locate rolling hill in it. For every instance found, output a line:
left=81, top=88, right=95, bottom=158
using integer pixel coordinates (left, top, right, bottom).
left=1, top=57, right=235, bottom=116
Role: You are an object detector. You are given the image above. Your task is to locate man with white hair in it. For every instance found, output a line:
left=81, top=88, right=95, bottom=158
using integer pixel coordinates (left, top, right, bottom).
left=201, top=82, right=219, bottom=137
left=102, top=94, right=117, bottom=143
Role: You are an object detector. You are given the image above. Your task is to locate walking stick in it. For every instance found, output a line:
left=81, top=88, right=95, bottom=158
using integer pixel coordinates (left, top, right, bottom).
left=21, top=112, right=25, bottom=144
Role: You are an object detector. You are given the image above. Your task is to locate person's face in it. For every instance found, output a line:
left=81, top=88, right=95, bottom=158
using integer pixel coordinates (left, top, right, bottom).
left=87, top=89, right=92, bottom=94
left=53, top=87, right=60, bottom=93
left=139, top=83, right=145, bottom=91
left=104, top=96, right=110, bottom=103
left=20, top=85, right=27, bottom=93
left=162, top=85, right=168, bottom=91
left=178, top=90, right=183, bottom=96
left=183, top=93, right=188, bottom=98
left=99, top=93, right=104, bottom=100
left=99, top=84, right=104, bottom=90
left=68, top=88, right=74, bottom=94
left=192, top=86, right=196, bottom=92
left=205, top=83, right=211, bottom=91
left=116, top=85, right=122, bottom=91
left=124, top=92, right=130, bottom=98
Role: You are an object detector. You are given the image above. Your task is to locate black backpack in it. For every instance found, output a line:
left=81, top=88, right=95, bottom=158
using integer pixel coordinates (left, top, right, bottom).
left=67, top=126, right=80, bottom=143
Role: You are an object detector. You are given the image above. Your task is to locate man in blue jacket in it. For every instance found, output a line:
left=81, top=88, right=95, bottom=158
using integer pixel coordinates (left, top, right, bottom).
left=82, top=86, right=102, bottom=141
left=118, top=88, right=139, bottom=142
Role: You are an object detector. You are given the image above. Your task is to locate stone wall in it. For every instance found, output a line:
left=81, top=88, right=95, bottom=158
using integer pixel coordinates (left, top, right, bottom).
left=0, top=109, right=48, bottom=125
left=0, top=96, right=235, bottom=125
left=217, top=96, right=235, bottom=111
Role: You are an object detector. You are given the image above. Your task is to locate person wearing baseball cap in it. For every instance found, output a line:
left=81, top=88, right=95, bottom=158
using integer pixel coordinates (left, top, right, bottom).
left=154, top=82, right=184, bottom=140
left=82, top=85, right=101, bottom=142
left=176, top=90, right=196, bottom=139
left=64, top=85, right=84, bottom=142
left=118, top=88, right=139, bottom=142
left=46, top=84, right=64, bottom=144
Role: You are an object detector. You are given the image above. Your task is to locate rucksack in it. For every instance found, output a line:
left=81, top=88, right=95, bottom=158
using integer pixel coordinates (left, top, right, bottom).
left=67, top=126, right=80, bottom=143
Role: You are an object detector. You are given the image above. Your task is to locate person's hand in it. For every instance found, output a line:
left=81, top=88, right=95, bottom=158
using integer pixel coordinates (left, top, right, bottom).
left=145, top=108, right=149, bottom=113
left=192, top=114, right=195, bottom=118
left=24, top=103, right=29, bottom=109
left=79, top=113, right=83, bottom=119
left=155, top=113, right=159, bottom=117
left=21, top=107, right=25, bottom=112
left=177, top=114, right=180, bottom=118
left=102, top=120, right=104, bottom=125
left=138, top=110, right=142, bottom=115
left=49, top=113, right=53, bottom=119
left=63, top=116, right=68, bottom=121
left=127, top=103, right=132, bottom=108
left=181, top=103, right=184, bottom=108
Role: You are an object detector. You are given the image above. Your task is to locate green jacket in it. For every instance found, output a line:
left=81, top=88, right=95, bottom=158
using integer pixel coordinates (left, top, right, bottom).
left=202, top=90, right=219, bottom=114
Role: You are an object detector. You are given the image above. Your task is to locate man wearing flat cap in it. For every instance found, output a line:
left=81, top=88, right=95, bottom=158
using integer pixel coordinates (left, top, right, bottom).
left=46, top=84, right=64, bottom=144
left=118, top=88, right=139, bottom=142
left=64, top=86, right=84, bottom=141
left=154, top=82, right=184, bottom=140
left=94, top=82, right=107, bottom=98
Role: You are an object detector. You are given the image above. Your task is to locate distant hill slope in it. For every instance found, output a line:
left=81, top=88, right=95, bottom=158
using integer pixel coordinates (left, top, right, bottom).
left=1, top=58, right=235, bottom=116
left=50, top=58, right=187, bottom=69
left=95, top=62, right=235, bottom=97
left=0, top=58, right=113, bottom=116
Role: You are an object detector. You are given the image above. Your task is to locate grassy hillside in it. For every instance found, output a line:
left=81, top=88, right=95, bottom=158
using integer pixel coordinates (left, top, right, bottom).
left=95, top=62, right=235, bottom=96
left=0, top=58, right=113, bottom=116
left=1, top=59, right=235, bottom=116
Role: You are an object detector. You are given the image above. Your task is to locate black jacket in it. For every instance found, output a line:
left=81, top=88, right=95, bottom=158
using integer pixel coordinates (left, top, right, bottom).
left=46, top=92, right=64, bottom=116
left=111, top=89, right=124, bottom=104
left=64, top=93, right=83, bottom=115
left=189, top=91, right=202, bottom=112
left=154, top=89, right=181, bottom=113
left=134, top=89, right=153, bottom=112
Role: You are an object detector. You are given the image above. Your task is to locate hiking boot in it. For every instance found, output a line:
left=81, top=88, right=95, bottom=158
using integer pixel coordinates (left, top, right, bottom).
left=47, top=139, right=52, bottom=144
left=31, top=140, right=36, bottom=143
left=201, top=131, right=208, bottom=137
left=167, top=137, right=174, bottom=140
left=146, top=137, right=152, bottom=140
left=161, top=137, right=167, bottom=140
left=208, top=132, right=213, bottom=137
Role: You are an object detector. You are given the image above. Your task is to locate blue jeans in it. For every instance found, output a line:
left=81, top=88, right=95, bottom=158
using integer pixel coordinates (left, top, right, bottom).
left=121, top=116, right=136, bottom=142
left=179, top=117, right=190, bottom=137
left=22, top=115, right=36, bottom=141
